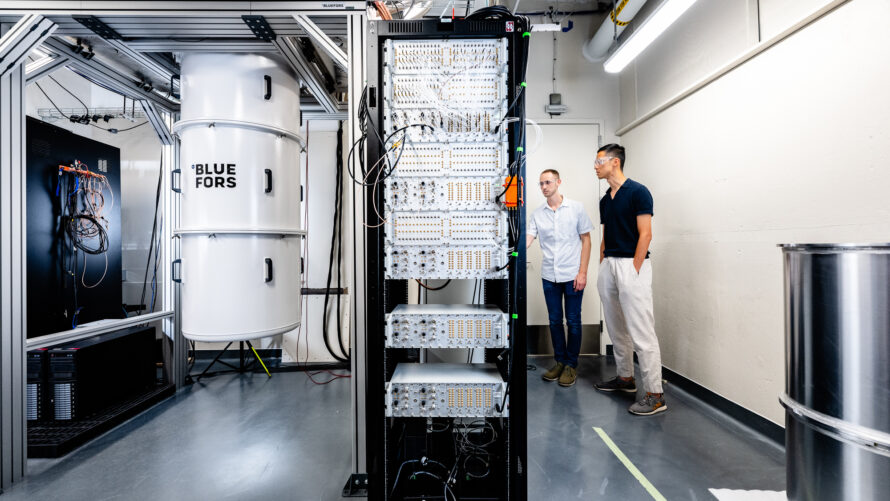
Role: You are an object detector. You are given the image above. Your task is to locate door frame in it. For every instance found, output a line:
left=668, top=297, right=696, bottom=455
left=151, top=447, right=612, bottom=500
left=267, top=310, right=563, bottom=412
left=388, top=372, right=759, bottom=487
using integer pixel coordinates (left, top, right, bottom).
left=525, top=118, right=609, bottom=355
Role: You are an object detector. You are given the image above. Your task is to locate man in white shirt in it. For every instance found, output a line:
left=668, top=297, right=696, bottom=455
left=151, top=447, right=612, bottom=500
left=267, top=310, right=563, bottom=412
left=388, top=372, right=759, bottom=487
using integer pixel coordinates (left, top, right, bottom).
left=527, top=169, right=593, bottom=387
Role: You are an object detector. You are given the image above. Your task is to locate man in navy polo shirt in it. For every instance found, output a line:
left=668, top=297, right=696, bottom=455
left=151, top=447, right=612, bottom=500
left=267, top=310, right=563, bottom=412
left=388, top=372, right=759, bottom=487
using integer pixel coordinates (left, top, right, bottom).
left=592, top=144, right=666, bottom=416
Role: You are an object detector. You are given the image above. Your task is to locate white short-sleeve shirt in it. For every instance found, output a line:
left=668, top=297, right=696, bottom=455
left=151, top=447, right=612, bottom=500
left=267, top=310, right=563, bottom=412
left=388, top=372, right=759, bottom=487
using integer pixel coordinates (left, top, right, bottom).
left=528, top=196, right=594, bottom=283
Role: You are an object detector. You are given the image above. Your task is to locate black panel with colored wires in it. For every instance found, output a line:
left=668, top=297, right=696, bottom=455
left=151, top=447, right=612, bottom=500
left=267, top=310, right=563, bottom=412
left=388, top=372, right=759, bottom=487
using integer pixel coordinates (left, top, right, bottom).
left=25, top=117, right=123, bottom=338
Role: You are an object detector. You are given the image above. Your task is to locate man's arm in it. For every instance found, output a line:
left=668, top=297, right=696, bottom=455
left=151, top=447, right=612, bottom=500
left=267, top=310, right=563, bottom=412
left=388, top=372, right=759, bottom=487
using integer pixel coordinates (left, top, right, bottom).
left=527, top=211, right=537, bottom=249
left=600, top=226, right=605, bottom=263
left=574, top=232, right=592, bottom=291
left=526, top=234, right=536, bottom=249
left=633, top=215, right=653, bottom=273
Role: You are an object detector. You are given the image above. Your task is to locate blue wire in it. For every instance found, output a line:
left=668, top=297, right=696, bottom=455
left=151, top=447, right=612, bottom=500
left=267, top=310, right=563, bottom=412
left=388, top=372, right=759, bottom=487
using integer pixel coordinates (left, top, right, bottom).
left=71, top=306, right=83, bottom=329
left=148, top=217, right=163, bottom=312
left=148, top=280, right=156, bottom=315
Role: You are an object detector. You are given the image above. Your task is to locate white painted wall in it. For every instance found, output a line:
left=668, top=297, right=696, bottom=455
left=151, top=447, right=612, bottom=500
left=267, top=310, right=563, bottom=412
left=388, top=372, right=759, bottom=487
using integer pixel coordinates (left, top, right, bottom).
left=280, top=120, right=351, bottom=363
left=615, top=0, right=890, bottom=424
left=758, top=0, right=834, bottom=40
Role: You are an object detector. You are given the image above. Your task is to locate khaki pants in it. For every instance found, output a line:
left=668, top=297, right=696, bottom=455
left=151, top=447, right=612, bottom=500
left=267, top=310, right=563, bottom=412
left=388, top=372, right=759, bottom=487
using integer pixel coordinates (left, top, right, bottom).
left=597, top=257, right=663, bottom=393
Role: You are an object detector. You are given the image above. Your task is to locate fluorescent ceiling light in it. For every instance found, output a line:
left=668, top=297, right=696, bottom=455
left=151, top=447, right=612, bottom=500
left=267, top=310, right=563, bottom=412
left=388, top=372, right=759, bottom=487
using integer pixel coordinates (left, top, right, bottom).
left=604, top=0, right=698, bottom=74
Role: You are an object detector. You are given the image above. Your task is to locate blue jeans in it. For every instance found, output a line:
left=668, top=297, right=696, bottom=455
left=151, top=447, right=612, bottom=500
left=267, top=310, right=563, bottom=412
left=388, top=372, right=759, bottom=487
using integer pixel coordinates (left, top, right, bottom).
left=542, top=279, right=584, bottom=368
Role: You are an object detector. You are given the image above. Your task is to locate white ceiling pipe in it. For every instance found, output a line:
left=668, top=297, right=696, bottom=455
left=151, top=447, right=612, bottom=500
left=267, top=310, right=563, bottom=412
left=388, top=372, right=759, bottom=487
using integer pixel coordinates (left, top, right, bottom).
left=582, top=0, right=648, bottom=63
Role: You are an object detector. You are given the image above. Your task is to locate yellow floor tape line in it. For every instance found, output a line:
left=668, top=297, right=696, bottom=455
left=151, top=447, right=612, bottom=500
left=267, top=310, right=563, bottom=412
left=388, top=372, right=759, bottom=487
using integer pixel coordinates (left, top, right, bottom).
left=250, top=345, right=272, bottom=378
left=593, top=427, right=667, bottom=501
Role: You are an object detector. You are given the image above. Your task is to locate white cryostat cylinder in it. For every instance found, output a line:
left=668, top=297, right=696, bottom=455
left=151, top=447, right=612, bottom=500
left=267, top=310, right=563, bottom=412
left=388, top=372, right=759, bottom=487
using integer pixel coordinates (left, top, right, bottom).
left=173, top=53, right=304, bottom=342
left=175, top=234, right=302, bottom=341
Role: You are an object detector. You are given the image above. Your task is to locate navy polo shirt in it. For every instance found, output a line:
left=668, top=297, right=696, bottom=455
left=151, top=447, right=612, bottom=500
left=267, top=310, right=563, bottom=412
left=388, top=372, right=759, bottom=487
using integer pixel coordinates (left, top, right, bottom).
left=599, top=179, right=654, bottom=258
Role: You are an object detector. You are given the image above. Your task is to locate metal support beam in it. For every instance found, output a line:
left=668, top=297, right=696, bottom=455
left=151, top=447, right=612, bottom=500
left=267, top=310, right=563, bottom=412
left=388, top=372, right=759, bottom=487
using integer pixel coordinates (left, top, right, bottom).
left=160, top=113, right=186, bottom=389
left=100, top=38, right=178, bottom=88
left=0, top=14, right=56, bottom=78
left=273, top=36, right=339, bottom=114
left=293, top=14, right=348, bottom=71
left=0, top=2, right=367, bottom=16
left=346, top=10, right=368, bottom=486
left=0, top=16, right=57, bottom=491
left=0, top=51, right=27, bottom=494
left=123, top=39, right=278, bottom=53
left=25, top=311, right=174, bottom=350
left=24, top=53, right=68, bottom=83
left=139, top=99, right=174, bottom=145
left=303, top=110, right=348, bottom=120
left=42, top=36, right=178, bottom=113
left=142, top=53, right=179, bottom=78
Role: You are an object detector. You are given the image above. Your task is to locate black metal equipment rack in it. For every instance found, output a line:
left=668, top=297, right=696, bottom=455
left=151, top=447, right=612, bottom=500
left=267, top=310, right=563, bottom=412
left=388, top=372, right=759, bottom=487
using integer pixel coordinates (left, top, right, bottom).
left=364, top=16, right=530, bottom=501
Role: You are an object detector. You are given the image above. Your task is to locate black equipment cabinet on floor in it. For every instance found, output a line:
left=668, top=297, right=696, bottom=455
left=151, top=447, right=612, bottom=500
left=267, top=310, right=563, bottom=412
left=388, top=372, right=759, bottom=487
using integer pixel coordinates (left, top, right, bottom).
left=25, top=116, right=122, bottom=338
left=27, top=325, right=171, bottom=458
left=364, top=17, right=529, bottom=500
left=47, top=325, right=156, bottom=421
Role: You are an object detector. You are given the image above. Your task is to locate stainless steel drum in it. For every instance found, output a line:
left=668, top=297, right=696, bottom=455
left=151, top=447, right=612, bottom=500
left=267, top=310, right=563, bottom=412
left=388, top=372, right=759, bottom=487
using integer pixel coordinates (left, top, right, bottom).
left=780, top=244, right=890, bottom=501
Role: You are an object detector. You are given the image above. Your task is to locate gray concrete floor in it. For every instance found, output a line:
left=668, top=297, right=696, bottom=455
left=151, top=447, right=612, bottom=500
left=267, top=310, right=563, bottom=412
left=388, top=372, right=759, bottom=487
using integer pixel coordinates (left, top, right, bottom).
left=3, top=355, right=784, bottom=500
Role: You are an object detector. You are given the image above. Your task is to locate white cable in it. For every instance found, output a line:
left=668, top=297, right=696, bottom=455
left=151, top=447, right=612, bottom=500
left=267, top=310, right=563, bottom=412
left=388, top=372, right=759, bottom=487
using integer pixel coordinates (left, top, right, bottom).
left=525, top=117, right=543, bottom=155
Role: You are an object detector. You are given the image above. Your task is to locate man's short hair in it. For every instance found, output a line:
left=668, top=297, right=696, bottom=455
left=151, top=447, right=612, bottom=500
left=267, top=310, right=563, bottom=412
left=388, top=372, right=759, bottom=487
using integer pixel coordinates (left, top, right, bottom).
left=598, top=144, right=626, bottom=170
left=541, top=168, right=560, bottom=179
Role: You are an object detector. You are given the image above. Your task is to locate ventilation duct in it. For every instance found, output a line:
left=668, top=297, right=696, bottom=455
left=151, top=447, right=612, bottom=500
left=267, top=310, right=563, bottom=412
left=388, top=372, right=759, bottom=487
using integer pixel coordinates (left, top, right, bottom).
left=583, top=0, right=648, bottom=62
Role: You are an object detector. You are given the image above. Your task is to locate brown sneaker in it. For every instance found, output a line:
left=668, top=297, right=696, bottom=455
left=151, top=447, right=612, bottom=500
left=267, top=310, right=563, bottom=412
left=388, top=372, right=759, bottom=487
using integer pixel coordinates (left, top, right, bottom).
left=558, top=366, right=577, bottom=387
left=541, top=362, right=565, bottom=382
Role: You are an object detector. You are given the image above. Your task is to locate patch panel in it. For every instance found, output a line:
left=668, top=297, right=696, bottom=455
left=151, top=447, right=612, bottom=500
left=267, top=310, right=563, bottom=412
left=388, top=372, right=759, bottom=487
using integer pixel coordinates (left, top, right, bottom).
left=385, top=211, right=506, bottom=246
left=385, top=177, right=503, bottom=211
left=385, top=304, right=509, bottom=349
left=386, top=363, right=508, bottom=418
left=386, top=110, right=505, bottom=143
left=387, top=143, right=506, bottom=178
left=385, top=39, right=508, bottom=75
left=384, top=108, right=509, bottom=142
left=385, top=245, right=508, bottom=280
left=388, top=74, right=506, bottom=109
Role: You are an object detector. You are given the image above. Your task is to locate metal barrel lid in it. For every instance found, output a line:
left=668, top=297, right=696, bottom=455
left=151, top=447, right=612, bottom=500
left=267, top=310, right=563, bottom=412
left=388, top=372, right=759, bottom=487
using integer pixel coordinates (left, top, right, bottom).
left=778, top=243, right=890, bottom=252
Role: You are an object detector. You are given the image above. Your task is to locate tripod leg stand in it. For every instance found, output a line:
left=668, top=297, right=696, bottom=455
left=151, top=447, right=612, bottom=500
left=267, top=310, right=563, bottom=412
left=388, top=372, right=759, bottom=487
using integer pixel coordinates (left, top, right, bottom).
left=195, top=342, right=234, bottom=382
left=191, top=341, right=272, bottom=381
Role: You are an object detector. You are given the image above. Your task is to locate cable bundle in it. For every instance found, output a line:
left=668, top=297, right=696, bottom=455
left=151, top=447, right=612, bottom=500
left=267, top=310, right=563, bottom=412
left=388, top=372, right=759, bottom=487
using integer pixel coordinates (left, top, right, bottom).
left=59, top=161, right=114, bottom=289
left=57, top=160, right=115, bottom=328
left=391, top=420, right=499, bottom=500
left=453, top=419, right=498, bottom=479
left=347, top=87, right=433, bottom=228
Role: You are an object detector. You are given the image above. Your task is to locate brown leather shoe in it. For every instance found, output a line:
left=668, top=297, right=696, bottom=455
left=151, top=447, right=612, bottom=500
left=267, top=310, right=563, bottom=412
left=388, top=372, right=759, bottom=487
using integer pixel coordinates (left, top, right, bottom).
left=558, top=366, right=577, bottom=387
left=542, top=362, right=565, bottom=382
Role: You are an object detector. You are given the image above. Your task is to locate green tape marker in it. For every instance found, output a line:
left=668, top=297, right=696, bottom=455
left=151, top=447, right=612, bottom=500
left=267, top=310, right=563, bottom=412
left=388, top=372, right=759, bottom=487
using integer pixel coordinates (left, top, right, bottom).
left=522, top=32, right=530, bottom=37
left=520, top=82, right=527, bottom=87
left=512, top=314, right=519, bottom=319
left=511, top=252, right=518, bottom=257
left=516, top=146, right=524, bottom=152
left=593, top=427, right=667, bottom=501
